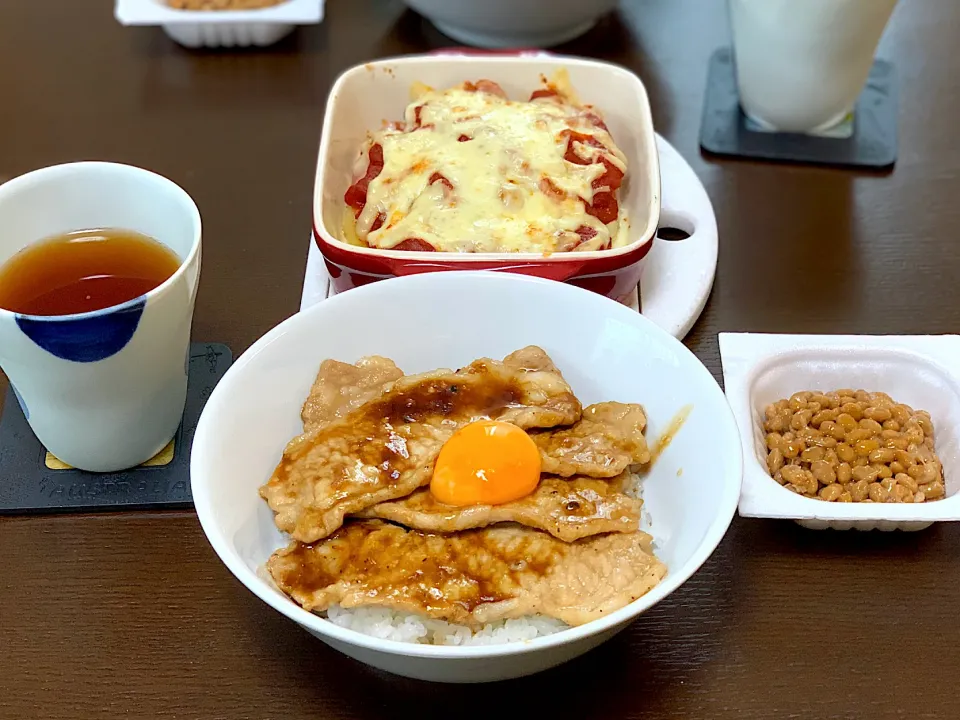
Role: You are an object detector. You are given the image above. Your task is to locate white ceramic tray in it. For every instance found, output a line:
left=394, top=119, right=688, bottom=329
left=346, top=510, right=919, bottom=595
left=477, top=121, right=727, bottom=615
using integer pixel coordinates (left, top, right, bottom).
left=301, top=133, right=718, bottom=341
left=115, top=0, right=323, bottom=48
left=720, top=332, right=960, bottom=531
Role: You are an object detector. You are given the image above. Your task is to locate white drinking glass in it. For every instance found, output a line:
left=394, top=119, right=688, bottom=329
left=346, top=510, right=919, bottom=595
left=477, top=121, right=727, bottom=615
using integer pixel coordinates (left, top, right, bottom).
left=0, top=162, right=202, bottom=472
left=729, top=0, right=898, bottom=134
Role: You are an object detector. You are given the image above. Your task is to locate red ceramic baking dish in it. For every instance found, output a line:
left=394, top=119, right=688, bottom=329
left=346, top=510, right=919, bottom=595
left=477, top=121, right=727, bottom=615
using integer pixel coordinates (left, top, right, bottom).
left=312, top=51, right=661, bottom=302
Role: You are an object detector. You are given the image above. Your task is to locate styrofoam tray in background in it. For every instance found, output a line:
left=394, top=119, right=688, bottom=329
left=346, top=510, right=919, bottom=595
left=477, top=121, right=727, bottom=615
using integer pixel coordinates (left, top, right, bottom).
left=115, top=0, right=323, bottom=48
left=302, top=133, right=718, bottom=341
left=720, top=333, right=960, bottom=531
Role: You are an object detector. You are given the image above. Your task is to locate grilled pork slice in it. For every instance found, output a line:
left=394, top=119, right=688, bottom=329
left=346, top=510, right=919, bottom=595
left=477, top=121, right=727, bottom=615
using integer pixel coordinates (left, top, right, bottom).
left=358, top=473, right=641, bottom=542
left=268, top=521, right=666, bottom=628
left=532, top=401, right=651, bottom=477
left=301, top=356, right=403, bottom=435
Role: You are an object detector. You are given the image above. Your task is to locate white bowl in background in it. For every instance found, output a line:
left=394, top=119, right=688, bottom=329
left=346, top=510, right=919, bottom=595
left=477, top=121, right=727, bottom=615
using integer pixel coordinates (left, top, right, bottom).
left=191, top=272, right=742, bottom=683
left=405, top=0, right=617, bottom=48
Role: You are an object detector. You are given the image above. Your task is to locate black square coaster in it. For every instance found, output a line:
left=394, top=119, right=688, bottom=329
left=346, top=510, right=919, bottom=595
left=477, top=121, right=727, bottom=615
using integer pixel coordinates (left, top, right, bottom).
left=0, top=342, right=232, bottom=514
left=700, top=47, right=897, bottom=169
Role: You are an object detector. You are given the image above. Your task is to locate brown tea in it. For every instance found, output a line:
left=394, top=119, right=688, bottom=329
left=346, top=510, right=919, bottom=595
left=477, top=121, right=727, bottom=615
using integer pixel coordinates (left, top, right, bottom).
left=0, top=228, right=180, bottom=316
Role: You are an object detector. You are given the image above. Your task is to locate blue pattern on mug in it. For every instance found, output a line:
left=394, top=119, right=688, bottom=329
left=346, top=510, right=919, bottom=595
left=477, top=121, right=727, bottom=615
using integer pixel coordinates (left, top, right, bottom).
left=15, top=298, right=146, bottom=363
left=11, top=383, right=29, bottom=420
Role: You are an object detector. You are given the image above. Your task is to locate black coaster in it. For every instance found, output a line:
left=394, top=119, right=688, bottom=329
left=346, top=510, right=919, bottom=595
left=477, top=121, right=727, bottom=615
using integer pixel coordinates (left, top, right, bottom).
left=700, top=48, right=898, bottom=169
left=0, top=343, right=232, bottom=514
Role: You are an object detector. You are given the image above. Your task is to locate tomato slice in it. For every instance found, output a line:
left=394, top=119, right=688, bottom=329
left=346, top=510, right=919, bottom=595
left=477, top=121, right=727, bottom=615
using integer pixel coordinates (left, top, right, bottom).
left=539, top=177, right=566, bottom=202
left=344, top=143, right=384, bottom=215
left=562, top=130, right=608, bottom=165
left=581, top=110, right=610, bottom=133
left=393, top=238, right=436, bottom=252
left=592, top=158, right=624, bottom=192
left=530, top=88, right=559, bottom=100
left=463, top=79, right=508, bottom=98
left=586, top=192, right=619, bottom=224
left=575, top=225, right=598, bottom=245
left=428, top=172, right=455, bottom=191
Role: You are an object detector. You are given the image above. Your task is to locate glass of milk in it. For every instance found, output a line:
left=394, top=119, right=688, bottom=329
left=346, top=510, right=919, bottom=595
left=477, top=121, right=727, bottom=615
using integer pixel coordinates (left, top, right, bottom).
left=729, top=0, right=898, bottom=134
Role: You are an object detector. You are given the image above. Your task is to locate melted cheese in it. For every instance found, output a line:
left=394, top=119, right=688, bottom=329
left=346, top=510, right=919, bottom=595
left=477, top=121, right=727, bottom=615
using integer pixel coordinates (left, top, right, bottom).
left=348, top=83, right=628, bottom=254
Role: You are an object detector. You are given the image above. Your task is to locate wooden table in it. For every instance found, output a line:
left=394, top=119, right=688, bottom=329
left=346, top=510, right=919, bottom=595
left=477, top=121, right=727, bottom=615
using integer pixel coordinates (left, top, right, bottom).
left=2, top=1, right=958, bottom=717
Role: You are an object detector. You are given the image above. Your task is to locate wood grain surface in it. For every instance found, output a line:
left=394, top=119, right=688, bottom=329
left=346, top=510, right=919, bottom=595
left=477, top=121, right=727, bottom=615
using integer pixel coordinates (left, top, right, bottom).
left=2, top=1, right=959, bottom=717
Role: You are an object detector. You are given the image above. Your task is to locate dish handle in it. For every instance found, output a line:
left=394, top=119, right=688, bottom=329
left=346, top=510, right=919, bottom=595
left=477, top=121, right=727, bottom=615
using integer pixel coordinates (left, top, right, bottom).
left=640, top=135, right=719, bottom=339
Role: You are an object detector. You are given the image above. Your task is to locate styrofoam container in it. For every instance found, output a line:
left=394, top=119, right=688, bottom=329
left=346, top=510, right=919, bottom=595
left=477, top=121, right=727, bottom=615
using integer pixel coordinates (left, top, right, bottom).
left=720, top=333, right=960, bottom=531
left=114, top=0, right=323, bottom=49
left=313, top=51, right=661, bottom=304
left=191, top=272, right=742, bottom=682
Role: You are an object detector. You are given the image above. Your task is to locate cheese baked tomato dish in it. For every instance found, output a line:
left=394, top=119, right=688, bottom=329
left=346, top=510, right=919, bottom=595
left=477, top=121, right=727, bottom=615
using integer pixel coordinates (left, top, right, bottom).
left=343, top=74, right=628, bottom=254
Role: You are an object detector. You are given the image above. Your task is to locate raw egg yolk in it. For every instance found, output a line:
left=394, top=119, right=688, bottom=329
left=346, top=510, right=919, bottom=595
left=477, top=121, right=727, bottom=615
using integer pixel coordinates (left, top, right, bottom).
left=431, top=420, right=542, bottom=506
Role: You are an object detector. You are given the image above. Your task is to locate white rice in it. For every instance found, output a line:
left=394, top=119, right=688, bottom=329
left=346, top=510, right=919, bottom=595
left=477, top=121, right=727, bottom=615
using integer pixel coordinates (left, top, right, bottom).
left=274, top=468, right=653, bottom=646
left=324, top=604, right=568, bottom=645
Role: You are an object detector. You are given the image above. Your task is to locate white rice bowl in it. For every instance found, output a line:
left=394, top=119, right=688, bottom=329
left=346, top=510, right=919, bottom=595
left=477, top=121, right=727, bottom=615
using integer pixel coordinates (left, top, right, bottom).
left=191, top=271, right=743, bottom=682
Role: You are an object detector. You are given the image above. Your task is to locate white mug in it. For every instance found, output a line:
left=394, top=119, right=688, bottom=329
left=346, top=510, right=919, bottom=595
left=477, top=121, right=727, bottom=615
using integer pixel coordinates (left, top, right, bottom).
left=0, top=162, right=202, bottom=472
left=729, top=0, right=898, bottom=134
